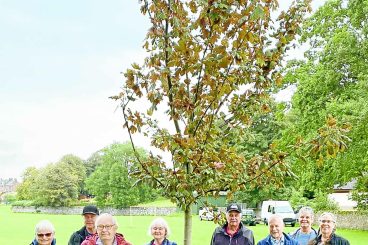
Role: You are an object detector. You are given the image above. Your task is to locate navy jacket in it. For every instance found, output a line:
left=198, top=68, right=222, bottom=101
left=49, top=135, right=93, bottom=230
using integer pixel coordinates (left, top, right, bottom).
left=307, top=233, right=350, bottom=245
left=30, top=238, right=56, bottom=245
left=146, top=238, right=177, bottom=245
left=210, top=222, right=254, bottom=245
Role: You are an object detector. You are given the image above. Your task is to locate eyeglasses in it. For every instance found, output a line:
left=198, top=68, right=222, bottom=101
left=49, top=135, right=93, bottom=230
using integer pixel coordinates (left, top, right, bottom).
left=320, top=220, right=335, bottom=224
left=37, top=233, right=52, bottom=238
left=152, top=227, right=165, bottom=231
left=97, top=224, right=115, bottom=231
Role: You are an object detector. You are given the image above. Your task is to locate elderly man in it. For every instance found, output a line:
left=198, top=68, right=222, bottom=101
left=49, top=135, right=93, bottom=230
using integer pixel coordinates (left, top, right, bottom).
left=257, top=214, right=298, bottom=245
left=210, top=203, right=254, bottom=245
left=81, top=213, right=132, bottom=245
left=69, top=205, right=100, bottom=245
left=290, top=207, right=317, bottom=245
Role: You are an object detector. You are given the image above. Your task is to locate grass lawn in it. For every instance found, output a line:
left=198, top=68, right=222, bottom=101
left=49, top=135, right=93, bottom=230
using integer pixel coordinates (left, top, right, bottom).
left=0, top=205, right=367, bottom=244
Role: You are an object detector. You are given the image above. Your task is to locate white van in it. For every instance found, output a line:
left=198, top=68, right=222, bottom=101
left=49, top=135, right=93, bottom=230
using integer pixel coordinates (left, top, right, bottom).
left=261, top=200, right=296, bottom=227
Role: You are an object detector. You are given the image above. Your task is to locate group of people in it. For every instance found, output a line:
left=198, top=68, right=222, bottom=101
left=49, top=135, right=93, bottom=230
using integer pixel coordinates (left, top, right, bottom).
left=30, top=203, right=350, bottom=245
left=211, top=203, right=350, bottom=245
left=30, top=205, right=177, bottom=245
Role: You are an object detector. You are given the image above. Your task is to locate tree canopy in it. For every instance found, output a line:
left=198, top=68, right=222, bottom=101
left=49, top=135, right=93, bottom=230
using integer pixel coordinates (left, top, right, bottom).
left=280, top=0, right=368, bottom=206
left=111, top=1, right=328, bottom=244
left=85, top=143, right=158, bottom=208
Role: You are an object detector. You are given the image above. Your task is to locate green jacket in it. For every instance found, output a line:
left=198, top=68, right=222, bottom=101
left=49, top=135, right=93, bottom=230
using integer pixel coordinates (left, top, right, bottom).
left=68, top=226, right=92, bottom=245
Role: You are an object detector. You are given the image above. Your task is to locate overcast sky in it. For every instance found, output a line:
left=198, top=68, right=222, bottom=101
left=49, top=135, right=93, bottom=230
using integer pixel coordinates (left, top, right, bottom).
left=0, top=0, right=326, bottom=180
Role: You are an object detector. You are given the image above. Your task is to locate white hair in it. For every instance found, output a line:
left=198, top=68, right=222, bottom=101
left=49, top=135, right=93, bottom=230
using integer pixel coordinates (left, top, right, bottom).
left=95, top=213, right=119, bottom=228
left=319, top=212, right=337, bottom=224
left=147, top=217, right=171, bottom=237
left=268, top=214, right=284, bottom=227
left=34, top=220, right=55, bottom=234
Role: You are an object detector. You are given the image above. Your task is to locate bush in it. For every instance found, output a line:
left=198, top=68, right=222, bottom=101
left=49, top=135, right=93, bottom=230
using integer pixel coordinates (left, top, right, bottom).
left=311, top=191, right=339, bottom=211
left=11, top=200, right=34, bottom=207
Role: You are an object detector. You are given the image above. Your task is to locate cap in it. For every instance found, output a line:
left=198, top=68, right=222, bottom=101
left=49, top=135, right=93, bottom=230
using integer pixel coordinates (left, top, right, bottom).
left=226, top=203, right=241, bottom=213
left=82, top=205, right=99, bottom=215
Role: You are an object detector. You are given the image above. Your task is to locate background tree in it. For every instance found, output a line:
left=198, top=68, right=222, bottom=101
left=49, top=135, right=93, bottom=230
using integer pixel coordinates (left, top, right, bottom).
left=16, top=155, right=87, bottom=207
left=280, top=0, right=368, bottom=206
left=16, top=167, right=40, bottom=201
left=111, top=1, right=329, bottom=244
left=59, top=154, right=87, bottom=192
left=85, top=143, right=158, bottom=208
left=33, top=162, right=80, bottom=207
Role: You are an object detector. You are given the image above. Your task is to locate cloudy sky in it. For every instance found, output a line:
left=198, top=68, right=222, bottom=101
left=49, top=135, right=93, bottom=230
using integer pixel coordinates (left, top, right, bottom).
left=0, top=0, right=325, bottom=180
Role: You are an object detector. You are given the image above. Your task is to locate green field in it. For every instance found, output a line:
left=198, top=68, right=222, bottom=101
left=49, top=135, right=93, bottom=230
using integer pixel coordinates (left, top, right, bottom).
left=0, top=205, right=367, bottom=244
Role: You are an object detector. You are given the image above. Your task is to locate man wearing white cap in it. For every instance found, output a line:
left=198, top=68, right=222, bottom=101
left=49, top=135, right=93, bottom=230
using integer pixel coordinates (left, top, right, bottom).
left=210, top=203, right=254, bottom=245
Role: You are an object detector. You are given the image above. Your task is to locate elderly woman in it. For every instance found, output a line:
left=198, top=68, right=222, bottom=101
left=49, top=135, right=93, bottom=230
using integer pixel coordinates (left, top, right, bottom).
left=30, top=220, right=56, bottom=245
left=308, top=212, right=350, bottom=245
left=290, top=207, right=318, bottom=245
left=146, top=217, right=177, bottom=245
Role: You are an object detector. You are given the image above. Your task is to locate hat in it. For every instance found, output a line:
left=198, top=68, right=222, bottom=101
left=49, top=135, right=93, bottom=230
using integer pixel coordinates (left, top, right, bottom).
left=82, top=205, right=99, bottom=215
left=226, top=203, right=241, bottom=213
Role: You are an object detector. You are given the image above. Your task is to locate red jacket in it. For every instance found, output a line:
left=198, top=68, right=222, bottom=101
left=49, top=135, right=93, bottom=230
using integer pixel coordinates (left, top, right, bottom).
left=81, top=233, right=132, bottom=245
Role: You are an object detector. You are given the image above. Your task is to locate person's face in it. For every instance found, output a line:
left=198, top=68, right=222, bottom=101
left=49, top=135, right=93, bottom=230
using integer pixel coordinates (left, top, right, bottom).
left=96, top=216, right=117, bottom=242
left=299, top=211, right=313, bottom=230
left=319, top=214, right=335, bottom=236
left=36, top=229, right=54, bottom=245
left=151, top=225, right=166, bottom=241
left=226, top=211, right=241, bottom=228
left=269, top=218, right=284, bottom=240
left=84, top=213, right=97, bottom=231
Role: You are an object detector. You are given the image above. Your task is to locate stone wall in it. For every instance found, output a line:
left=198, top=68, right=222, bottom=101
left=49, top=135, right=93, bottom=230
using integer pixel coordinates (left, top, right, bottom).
left=12, top=206, right=177, bottom=216
left=314, top=212, right=368, bottom=230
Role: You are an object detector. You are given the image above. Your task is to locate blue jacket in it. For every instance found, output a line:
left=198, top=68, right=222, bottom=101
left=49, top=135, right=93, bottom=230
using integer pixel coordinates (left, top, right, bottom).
left=257, top=233, right=298, bottom=245
left=146, top=238, right=177, bottom=245
left=30, top=238, right=56, bottom=245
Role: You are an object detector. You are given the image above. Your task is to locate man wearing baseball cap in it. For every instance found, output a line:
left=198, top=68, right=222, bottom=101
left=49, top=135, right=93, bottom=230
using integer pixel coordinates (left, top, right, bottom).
left=211, top=203, right=255, bottom=245
left=68, top=205, right=100, bottom=245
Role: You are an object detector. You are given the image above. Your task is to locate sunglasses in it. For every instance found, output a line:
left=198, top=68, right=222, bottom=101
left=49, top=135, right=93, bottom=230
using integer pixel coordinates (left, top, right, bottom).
left=37, top=233, right=53, bottom=238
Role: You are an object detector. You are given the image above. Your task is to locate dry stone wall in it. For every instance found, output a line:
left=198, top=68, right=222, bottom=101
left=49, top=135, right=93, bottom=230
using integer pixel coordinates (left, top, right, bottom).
left=12, top=206, right=177, bottom=216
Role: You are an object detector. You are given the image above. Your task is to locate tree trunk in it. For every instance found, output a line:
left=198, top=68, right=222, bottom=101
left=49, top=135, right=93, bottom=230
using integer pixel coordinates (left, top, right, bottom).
left=183, top=204, right=192, bottom=245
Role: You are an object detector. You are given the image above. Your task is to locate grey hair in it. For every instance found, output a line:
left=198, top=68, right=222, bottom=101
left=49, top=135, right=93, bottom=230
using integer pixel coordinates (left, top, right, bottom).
left=34, top=220, right=55, bottom=234
left=147, top=217, right=171, bottom=237
left=298, top=206, right=314, bottom=218
left=95, top=213, right=119, bottom=228
left=318, top=212, right=337, bottom=224
left=268, top=214, right=284, bottom=227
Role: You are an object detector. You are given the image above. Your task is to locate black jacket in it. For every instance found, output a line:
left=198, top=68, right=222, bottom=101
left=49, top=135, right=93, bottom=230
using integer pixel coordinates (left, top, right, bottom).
left=210, top=222, right=254, bottom=245
left=68, top=226, right=92, bottom=245
left=308, top=233, right=350, bottom=245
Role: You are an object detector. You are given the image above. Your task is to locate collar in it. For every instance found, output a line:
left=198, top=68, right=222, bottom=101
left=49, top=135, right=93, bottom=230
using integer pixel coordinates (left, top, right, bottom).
left=225, top=225, right=240, bottom=237
left=96, top=237, right=117, bottom=245
left=271, top=235, right=284, bottom=245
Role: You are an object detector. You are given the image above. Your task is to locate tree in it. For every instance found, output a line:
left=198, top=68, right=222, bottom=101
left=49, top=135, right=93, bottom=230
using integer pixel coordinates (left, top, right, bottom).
left=111, top=1, right=319, bottom=244
left=85, top=143, right=157, bottom=208
left=33, top=162, right=80, bottom=207
left=16, top=155, right=87, bottom=206
left=16, top=167, right=40, bottom=201
left=59, top=154, right=87, bottom=192
left=281, top=0, right=368, bottom=202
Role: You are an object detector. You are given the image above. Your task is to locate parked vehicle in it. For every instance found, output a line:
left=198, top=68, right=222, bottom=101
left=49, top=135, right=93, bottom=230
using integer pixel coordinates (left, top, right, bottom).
left=261, top=200, right=296, bottom=227
left=241, top=209, right=256, bottom=226
left=199, top=207, right=215, bottom=221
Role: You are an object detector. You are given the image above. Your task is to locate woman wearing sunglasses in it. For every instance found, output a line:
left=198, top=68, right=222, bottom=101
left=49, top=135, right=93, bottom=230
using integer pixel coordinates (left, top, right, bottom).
left=30, top=220, right=56, bottom=245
